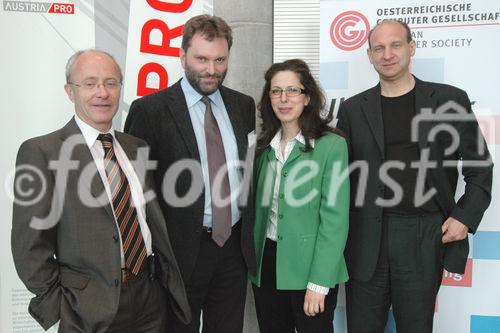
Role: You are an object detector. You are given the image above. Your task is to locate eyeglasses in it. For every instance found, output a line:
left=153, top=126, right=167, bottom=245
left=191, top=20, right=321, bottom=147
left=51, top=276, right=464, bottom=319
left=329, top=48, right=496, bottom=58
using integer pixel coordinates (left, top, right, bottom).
left=68, top=79, right=122, bottom=91
left=270, top=86, right=307, bottom=98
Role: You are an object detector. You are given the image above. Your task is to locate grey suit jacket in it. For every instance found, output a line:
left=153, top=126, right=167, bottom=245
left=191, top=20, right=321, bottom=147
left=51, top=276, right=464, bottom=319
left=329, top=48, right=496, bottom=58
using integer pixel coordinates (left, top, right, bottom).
left=11, top=117, right=191, bottom=331
left=337, top=77, right=493, bottom=280
left=125, top=80, right=257, bottom=280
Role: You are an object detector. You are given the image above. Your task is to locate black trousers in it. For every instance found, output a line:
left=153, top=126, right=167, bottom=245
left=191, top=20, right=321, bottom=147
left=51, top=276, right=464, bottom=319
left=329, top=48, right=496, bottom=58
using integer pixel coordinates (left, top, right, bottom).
left=253, top=239, right=338, bottom=333
left=346, top=213, right=444, bottom=333
left=167, top=222, right=247, bottom=333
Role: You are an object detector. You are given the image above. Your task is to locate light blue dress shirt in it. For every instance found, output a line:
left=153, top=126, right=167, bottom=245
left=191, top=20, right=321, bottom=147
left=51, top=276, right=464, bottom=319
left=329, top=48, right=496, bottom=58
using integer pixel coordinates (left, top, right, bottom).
left=180, top=76, right=242, bottom=227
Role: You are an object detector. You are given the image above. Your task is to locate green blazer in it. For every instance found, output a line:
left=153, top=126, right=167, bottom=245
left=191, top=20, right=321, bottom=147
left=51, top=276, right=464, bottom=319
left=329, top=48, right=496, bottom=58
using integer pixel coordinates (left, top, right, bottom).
left=249, top=132, right=350, bottom=290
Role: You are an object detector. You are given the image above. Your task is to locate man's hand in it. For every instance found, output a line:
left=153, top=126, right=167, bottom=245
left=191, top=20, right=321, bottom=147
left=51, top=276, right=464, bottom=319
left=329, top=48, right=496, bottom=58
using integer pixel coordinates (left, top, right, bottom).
left=442, top=217, right=468, bottom=243
left=303, top=289, right=326, bottom=317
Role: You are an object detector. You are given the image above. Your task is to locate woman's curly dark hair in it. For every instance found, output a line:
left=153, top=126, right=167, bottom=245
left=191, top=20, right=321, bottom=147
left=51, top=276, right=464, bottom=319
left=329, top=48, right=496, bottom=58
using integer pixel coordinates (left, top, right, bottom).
left=257, top=59, right=339, bottom=153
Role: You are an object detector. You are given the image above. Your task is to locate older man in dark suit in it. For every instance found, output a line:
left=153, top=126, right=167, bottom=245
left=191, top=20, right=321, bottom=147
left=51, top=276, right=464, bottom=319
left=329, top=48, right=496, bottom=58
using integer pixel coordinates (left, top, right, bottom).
left=11, top=49, right=190, bottom=332
left=125, top=14, right=256, bottom=333
left=337, top=20, right=492, bottom=333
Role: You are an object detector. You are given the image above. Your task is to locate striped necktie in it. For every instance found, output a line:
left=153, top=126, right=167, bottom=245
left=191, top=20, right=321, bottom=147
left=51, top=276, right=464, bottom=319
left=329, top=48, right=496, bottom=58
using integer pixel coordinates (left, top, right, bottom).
left=98, top=133, right=147, bottom=275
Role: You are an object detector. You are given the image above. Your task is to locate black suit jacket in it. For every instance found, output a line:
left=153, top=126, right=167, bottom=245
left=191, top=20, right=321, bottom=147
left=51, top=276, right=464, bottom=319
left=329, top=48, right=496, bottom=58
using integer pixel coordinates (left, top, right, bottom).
left=11, top=118, right=191, bottom=331
left=125, top=80, right=257, bottom=280
left=337, top=77, right=493, bottom=280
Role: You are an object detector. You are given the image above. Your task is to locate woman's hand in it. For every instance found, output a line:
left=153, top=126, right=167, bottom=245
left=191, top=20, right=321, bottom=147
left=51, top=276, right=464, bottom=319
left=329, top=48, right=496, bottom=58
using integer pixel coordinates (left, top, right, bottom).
left=303, top=289, right=326, bottom=316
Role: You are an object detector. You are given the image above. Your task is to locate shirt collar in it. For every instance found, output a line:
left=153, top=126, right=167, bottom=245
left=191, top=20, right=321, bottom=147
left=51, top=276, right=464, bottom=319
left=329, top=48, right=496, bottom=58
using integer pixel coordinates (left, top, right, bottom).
left=269, top=129, right=313, bottom=150
left=74, top=115, right=115, bottom=148
left=180, top=75, right=223, bottom=109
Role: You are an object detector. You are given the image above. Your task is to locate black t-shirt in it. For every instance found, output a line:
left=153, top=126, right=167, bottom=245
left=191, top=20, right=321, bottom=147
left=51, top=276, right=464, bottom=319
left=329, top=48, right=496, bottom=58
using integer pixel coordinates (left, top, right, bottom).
left=381, top=88, right=440, bottom=214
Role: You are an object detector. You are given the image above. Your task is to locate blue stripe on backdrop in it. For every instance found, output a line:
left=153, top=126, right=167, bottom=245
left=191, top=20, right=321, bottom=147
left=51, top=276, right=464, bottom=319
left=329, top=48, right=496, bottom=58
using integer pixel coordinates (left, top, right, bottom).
left=412, top=58, right=445, bottom=83
left=470, top=315, right=500, bottom=333
left=320, top=61, right=349, bottom=90
left=472, top=231, right=500, bottom=260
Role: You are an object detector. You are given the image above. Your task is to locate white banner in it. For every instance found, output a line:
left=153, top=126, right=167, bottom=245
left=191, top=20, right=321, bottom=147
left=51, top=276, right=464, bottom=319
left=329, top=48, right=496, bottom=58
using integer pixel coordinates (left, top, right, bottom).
left=123, top=0, right=212, bottom=106
left=1, top=2, right=94, bottom=331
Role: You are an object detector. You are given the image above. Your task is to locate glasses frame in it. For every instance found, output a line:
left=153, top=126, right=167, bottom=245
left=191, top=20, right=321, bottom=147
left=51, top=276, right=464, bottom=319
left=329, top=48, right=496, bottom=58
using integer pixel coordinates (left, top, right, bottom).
left=68, top=79, right=122, bottom=91
left=269, top=86, right=307, bottom=99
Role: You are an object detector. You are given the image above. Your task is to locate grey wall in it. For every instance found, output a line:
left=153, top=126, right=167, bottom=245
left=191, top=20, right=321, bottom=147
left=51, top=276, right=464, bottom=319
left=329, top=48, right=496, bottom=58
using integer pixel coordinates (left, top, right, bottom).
left=214, top=1, right=273, bottom=332
left=215, top=0, right=273, bottom=102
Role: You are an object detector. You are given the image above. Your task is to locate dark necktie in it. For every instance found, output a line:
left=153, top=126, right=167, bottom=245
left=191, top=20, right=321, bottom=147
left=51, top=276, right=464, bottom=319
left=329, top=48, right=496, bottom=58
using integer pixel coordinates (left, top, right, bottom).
left=97, top=133, right=147, bottom=274
left=201, top=96, right=231, bottom=247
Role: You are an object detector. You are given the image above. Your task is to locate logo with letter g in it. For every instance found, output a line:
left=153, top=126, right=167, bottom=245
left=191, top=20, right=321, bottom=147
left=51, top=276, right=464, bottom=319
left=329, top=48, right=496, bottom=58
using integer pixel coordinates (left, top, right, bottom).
left=330, top=11, right=370, bottom=51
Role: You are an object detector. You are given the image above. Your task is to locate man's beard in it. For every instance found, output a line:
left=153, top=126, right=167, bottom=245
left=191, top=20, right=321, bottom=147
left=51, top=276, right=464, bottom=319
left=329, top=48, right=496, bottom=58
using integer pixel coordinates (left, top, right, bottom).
left=185, top=63, right=227, bottom=95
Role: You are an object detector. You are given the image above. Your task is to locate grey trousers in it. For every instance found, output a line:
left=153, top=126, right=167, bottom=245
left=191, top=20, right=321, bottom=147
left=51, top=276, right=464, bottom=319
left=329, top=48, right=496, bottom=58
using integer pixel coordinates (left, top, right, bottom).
left=106, top=273, right=167, bottom=333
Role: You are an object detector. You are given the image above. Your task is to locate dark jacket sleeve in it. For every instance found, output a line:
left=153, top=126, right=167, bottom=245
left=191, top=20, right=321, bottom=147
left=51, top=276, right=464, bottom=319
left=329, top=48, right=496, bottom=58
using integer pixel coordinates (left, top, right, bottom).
left=447, top=90, right=493, bottom=232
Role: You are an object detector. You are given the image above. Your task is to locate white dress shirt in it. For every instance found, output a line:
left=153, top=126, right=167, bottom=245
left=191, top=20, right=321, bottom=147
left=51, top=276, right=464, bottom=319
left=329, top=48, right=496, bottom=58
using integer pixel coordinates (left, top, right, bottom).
left=267, top=130, right=328, bottom=295
left=75, top=116, right=152, bottom=268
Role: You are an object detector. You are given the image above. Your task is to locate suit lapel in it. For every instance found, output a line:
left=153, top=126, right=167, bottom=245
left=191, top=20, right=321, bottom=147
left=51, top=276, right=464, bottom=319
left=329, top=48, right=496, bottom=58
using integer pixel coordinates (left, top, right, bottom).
left=414, top=77, right=436, bottom=150
left=166, top=81, right=201, bottom=161
left=359, top=79, right=436, bottom=155
left=115, top=131, right=145, bottom=189
left=115, top=132, right=153, bottom=194
left=361, top=85, right=385, bottom=157
left=115, top=132, right=137, bottom=161
left=60, top=117, right=114, bottom=219
left=413, top=78, right=450, bottom=214
left=284, top=142, right=304, bottom=167
left=220, top=86, right=247, bottom=160
left=166, top=82, right=248, bottom=162
left=265, top=140, right=306, bottom=169
left=265, top=146, right=275, bottom=162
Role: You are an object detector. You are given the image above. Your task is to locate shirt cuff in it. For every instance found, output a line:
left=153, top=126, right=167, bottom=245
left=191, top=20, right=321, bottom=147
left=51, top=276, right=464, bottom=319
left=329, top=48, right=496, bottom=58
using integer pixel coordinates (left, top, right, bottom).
left=307, top=282, right=329, bottom=295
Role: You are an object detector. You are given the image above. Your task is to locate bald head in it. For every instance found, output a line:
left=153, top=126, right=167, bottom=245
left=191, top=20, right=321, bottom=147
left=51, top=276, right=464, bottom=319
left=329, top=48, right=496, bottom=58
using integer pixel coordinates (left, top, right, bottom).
left=63, top=49, right=123, bottom=132
left=368, top=20, right=412, bottom=49
left=65, top=49, right=122, bottom=84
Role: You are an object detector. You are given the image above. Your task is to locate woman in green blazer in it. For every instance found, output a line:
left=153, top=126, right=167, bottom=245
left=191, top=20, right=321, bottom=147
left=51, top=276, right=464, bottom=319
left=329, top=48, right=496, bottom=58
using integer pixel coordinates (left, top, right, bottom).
left=250, top=59, right=350, bottom=333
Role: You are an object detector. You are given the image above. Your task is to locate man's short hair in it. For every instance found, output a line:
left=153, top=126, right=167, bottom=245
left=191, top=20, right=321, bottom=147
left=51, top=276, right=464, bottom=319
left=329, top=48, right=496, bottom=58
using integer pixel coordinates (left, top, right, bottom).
left=65, top=49, right=123, bottom=83
left=368, top=19, right=413, bottom=48
left=181, top=14, right=233, bottom=52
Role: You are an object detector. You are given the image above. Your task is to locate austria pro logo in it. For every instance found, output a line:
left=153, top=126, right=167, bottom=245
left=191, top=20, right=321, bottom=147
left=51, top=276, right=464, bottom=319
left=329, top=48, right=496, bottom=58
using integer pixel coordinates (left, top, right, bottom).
left=330, top=11, right=370, bottom=51
left=3, top=1, right=74, bottom=14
